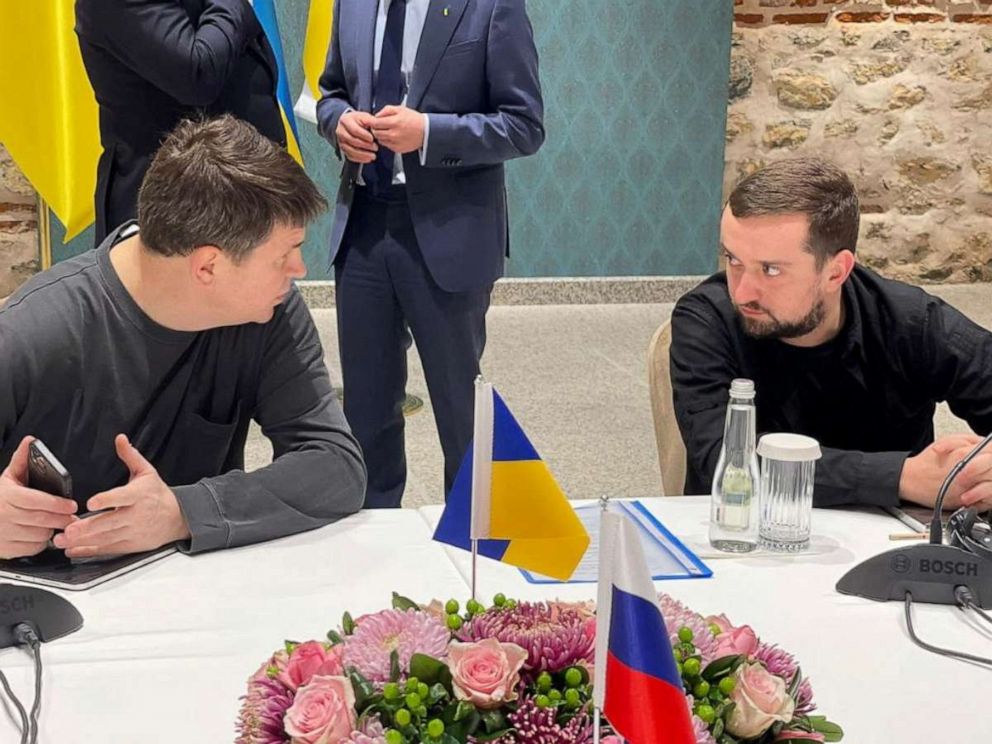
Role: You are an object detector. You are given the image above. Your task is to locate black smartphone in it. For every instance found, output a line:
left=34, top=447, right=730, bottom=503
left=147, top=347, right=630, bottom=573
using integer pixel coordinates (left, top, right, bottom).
left=27, top=439, right=73, bottom=501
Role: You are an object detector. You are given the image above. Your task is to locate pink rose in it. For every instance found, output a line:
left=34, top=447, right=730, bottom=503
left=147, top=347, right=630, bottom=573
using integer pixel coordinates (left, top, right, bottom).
left=283, top=675, right=356, bottom=744
left=280, top=642, right=345, bottom=692
left=250, top=649, right=290, bottom=685
left=601, top=737, right=623, bottom=744
left=777, top=732, right=825, bottom=742
left=727, top=663, right=796, bottom=739
left=420, top=599, right=447, bottom=623
left=447, top=639, right=527, bottom=710
left=705, top=613, right=736, bottom=634
left=548, top=600, right=596, bottom=621
left=713, top=625, right=759, bottom=659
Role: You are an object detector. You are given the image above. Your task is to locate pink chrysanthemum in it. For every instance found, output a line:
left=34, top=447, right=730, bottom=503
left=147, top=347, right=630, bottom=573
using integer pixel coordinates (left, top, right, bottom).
left=235, top=658, right=294, bottom=744
left=754, top=642, right=816, bottom=715
left=479, top=697, right=594, bottom=743
left=458, top=601, right=595, bottom=675
left=658, top=594, right=720, bottom=665
left=692, top=713, right=718, bottom=744
left=342, top=609, right=449, bottom=683
left=342, top=716, right=387, bottom=744
left=685, top=696, right=718, bottom=744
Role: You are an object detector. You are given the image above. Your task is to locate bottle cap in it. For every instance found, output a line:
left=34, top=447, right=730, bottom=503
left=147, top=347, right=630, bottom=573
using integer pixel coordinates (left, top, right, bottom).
left=757, top=433, right=822, bottom=462
left=730, top=378, right=755, bottom=397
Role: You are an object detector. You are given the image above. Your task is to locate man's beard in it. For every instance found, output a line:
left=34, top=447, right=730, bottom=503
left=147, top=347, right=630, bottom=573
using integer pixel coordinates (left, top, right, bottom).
left=735, top=298, right=826, bottom=340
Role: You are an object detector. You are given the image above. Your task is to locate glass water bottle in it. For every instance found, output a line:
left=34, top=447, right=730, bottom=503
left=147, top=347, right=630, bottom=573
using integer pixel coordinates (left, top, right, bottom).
left=709, top=378, right=760, bottom=553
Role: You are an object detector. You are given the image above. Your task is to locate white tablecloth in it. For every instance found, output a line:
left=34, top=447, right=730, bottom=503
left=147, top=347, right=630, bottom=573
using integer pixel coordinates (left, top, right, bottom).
left=420, top=498, right=991, bottom=744
left=0, top=510, right=472, bottom=743
left=3, top=499, right=987, bottom=743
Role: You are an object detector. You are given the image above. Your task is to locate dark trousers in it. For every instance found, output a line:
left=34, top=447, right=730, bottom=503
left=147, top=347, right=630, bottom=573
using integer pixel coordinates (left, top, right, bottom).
left=335, top=189, right=492, bottom=508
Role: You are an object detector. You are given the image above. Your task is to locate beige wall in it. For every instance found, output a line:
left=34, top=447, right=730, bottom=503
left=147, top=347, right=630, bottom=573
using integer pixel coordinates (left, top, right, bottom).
left=728, top=0, right=992, bottom=282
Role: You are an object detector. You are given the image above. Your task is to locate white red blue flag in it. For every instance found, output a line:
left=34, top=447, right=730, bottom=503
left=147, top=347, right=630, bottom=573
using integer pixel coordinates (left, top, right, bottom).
left=594, top=511, right=695, bottom=743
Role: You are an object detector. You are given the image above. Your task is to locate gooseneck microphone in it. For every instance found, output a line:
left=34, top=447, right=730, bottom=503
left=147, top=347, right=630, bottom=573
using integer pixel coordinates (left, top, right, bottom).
left=0, top=584, right=83, bottom=743
left=929, top=431, right=992, bottom=545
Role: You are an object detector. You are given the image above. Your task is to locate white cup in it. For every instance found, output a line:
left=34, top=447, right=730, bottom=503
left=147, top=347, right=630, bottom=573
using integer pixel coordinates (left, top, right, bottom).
left=757, top=433, right=821, bottom=552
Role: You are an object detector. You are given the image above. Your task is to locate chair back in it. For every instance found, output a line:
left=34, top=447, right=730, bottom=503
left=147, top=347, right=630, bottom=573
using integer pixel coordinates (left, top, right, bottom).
left=647, top=320, right=687, bottom=496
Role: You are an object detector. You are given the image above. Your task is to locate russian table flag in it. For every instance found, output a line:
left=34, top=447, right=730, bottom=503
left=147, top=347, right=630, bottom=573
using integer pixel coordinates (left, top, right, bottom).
left=594, top=512, right=695, bottom=744
left=433, top=379, right=589, bottom=581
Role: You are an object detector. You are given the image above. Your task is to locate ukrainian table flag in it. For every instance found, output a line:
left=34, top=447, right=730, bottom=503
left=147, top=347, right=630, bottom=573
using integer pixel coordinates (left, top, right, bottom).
left=0, top=1, right=100, bottom=241
left=594, top=512, right=695, bottom=744
left=433, top=379, right=590, bottom=581
left=294, top=0, right=334, bottom=124
left=252, top=0, right=304, bottom=164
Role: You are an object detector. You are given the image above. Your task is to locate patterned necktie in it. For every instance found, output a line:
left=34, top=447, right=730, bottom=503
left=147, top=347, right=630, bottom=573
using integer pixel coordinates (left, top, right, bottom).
left=363, top=0, right=407, bottom=194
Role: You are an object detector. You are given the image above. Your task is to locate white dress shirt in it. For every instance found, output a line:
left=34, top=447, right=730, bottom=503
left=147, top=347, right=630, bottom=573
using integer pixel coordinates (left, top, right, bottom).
left=360, top=0, right=431, bottom=186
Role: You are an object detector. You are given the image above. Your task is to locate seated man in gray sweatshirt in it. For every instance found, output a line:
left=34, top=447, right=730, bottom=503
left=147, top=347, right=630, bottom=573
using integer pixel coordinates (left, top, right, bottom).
left=0, top=115, right=367, bottom=560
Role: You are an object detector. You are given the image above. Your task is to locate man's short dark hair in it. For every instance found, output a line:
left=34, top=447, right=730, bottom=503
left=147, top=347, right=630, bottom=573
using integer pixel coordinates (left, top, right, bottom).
left=138, top=115, right=327, bottom=262
left=727, top=158, right=860, bottom=267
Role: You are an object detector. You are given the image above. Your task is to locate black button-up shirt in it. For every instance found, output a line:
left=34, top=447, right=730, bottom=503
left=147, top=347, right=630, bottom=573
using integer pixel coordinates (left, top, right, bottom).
left=670, top=265, right=992, bottom=507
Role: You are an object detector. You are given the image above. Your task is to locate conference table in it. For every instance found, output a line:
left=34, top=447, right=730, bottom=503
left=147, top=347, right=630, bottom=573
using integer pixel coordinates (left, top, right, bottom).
left=422, top=498, right=991, bottom=743
left=0, top=510, right=471, bottom=743
left=0, top=498, right=987, bottom=742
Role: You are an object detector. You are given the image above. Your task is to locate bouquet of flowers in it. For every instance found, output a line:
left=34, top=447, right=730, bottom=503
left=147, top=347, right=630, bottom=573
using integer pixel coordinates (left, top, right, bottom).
left=236, top=592, right=843, bottom=744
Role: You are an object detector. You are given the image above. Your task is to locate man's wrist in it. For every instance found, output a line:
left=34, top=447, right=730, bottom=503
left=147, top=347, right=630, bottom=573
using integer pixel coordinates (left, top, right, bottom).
left=166, top=487, right=192, bottom=543
left=897, top=452, right=921, bottom=504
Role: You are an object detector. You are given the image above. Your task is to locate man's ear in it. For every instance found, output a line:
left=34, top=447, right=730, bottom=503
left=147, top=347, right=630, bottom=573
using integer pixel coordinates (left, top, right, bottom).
left=825, top=249, right=856, bottom=291
left=189, top=245, right=222, bottom=286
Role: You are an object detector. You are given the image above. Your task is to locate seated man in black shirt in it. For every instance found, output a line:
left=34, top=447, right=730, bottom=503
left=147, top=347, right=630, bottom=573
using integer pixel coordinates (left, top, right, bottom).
left=670, top=157, right=992, bottom=510
left=0, top=116, right=366, bottom=560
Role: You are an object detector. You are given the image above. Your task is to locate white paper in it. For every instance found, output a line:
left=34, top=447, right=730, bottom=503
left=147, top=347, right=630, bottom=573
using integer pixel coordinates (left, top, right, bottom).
left=521, top=500, right=711, bottom=584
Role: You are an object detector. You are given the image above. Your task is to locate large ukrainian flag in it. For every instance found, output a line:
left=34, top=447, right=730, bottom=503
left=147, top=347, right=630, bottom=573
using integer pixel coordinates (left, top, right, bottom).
left=294, top=0, right=334, bottom=124
left=253, top=0, right=304, bottom=164
left=434, top=380, right=590, bottom=581
left=0, top=1, right=100, bottom=241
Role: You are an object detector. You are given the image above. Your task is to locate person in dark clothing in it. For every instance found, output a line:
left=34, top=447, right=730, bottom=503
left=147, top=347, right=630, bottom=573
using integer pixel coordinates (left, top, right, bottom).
left=0, top=116, right=366, bottom=561
left=75, top=0, right=286, bottom=243
left=670, top=157, right=992, bottom=511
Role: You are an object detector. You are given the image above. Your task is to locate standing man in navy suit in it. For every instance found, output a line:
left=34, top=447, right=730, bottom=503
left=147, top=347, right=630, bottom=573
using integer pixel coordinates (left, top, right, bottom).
left=317, top=0, right=544, bottom=508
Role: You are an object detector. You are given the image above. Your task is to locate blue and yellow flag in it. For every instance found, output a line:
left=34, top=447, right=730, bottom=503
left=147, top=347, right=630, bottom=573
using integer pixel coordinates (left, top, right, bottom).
left=0, top=1, right=100, bottom=241
left=294, top=0, right=334, bottom=124
left=252, top=0, right=304, bottom=164
left=434, top=382, right=590, bottom=581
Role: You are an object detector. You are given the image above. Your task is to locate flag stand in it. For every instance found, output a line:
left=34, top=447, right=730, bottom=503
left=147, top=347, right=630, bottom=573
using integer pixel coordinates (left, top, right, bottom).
left=38, top=196, right=52, bottom=270
left=593, top=497, right=609, bottom=744
left=470, top=539, right=478, bottom=602
left=468, top=374, right=492, bottom=603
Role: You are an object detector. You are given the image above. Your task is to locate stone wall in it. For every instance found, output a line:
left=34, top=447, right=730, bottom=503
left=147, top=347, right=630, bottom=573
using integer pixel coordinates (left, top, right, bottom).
left=728, top=0, right=992, bottom=282
left=0, top=144, right=38, bottom=299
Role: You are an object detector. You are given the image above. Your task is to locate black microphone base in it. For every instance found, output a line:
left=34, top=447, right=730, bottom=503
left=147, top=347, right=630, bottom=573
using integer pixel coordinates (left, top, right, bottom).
left=836, top=543, right=992, bottom=608
left=0, top=584, right=83, bottom=647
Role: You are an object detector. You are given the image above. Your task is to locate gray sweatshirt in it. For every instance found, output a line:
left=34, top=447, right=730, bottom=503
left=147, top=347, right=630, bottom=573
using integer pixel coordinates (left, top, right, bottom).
left=0, top=225, right=366, bottom=553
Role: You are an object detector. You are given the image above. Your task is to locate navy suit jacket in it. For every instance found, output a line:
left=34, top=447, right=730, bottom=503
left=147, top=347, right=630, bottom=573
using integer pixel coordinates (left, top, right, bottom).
left=76, top=0, right=286, bottom=243
left=316, top=0, right=544, bottom=292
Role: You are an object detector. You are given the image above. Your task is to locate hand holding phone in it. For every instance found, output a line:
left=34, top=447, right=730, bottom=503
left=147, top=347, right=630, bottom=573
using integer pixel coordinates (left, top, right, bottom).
left=27, top=439, right=73, bottom=501
left=0, top=437, right=78, bottom=560
left=52, top=434, right=190, bottom=561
